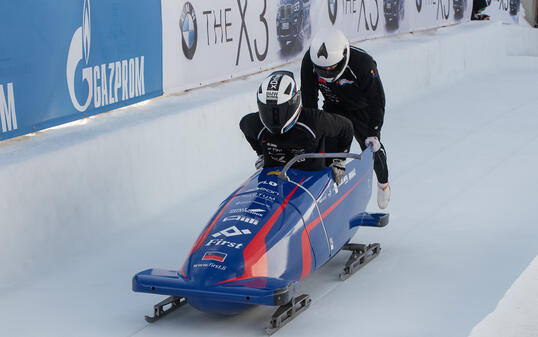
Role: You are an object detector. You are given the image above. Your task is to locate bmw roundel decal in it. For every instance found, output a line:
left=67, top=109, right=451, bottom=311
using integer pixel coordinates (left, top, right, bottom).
left=180, top=2, right=197, bottom=60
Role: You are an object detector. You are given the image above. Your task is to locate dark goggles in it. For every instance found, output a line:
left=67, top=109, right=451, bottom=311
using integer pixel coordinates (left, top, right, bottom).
left=258, top=91, right=301, bottom=134
left=313, top=50, right=348, bottom=81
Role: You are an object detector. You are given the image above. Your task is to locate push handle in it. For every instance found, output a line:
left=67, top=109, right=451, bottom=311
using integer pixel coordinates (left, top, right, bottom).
left=278, top=152, right=363, bottom=182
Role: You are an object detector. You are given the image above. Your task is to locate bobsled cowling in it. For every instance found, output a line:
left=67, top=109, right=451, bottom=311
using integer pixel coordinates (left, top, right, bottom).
left=133, top=148, right=379, bottom=314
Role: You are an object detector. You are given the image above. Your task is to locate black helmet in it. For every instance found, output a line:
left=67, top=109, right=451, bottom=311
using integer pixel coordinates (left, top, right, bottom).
left=257, top=71, right=302, bottom=134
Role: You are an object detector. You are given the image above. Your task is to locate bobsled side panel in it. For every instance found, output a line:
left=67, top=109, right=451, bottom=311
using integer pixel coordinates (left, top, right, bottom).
left=299, top=150, right=374, bottom=279
left=319, top=152, right=374, bottom=253
left=265, top=201, right=313, bottom=282
left=215, top=179, right=308, bottom=284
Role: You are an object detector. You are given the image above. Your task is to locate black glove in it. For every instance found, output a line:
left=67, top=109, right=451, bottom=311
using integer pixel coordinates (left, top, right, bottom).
left=330, top=158, right=346, bottom=185
left=255, top=155, right=264, bottom=169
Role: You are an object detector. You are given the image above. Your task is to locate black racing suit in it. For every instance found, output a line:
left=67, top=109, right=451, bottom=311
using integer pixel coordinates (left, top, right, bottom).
left=301, top=46, right=389, bottom=183
left=240, top=108, right=353, bottom=171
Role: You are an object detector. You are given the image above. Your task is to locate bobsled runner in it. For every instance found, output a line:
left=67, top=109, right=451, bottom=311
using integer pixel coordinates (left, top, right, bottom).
left=133, top=147, right=389, bottom=334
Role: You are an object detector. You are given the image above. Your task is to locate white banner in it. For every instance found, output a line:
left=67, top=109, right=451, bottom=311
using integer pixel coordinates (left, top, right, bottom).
left=482, top=0, right=521, bottom=23
left=163, top=0, right=473, bottom=94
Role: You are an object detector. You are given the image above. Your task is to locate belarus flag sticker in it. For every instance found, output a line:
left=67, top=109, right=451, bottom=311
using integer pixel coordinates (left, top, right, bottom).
left=202, top=251, right=227, bottom=262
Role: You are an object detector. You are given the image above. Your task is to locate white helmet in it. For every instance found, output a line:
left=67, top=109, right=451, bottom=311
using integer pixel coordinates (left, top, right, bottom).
left=309, top=29, right=350, bottom=82
left=257, top=71, right=302, bottom=134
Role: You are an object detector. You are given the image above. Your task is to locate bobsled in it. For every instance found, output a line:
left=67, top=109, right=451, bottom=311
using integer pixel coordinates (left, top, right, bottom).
left=133, top=147, right=389, bottom=334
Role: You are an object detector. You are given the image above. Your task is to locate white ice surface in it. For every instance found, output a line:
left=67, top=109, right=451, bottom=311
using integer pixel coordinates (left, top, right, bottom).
left=0, top=22, right=537, bottom=337
left=469, top=256, right=538, bottom=337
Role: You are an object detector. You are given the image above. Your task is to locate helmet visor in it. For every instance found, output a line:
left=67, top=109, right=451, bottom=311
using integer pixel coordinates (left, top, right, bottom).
left=258, top=91, right=301, bottom=134
left=313, top=51, right=348, bottom=82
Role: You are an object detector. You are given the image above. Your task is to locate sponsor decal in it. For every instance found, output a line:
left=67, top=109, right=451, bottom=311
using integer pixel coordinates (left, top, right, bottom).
left=212, top=225, right=252, bottom=237
left=370, top=69, right=377, bottom=78
left=337, top=78, right=354, bottom=86
left=180, top=2, right=198, bottom=60
left=66, top=0, right=146, bottom=112
left=228, top=208, right=266, bottom=217
left=415, top=0, right=451, bottom=19
left=328, top=0, right=338, bottom=24
left=177, top=0, right=269, bottom=65
left=258, top=180, right=278, bottom=187
left=202, top=251, right=227, bottom=262
left=205, top=238, right=244, bottom=249
left=266, top=91, right=278, bottom=101
left=318, top=81, right=341, bottom=103
left=202, top=7, right=233, bottom=46
left=268, top=73, right=282, bottom=90
left=328, top=0, right=380, bottom=32
left=234, top=199, right=266, bottom=206
left=193, top=262, right=227, bottom=270
left=319, top=168, right=357, bottom=204
left=0, top=83, right=18, bottom=133
left=257, top=186, right=279, bottom=195
left=256, top=193, right=276, bottom=202
left=222, top=215, right=259, bottom=225
left=235, top=0, right=269, bottom=65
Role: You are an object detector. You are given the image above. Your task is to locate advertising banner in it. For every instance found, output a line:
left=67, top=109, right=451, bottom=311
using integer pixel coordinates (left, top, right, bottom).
left=0, top=0, right=162, bottom=141
left=483, top=0, right=521, bottom=23
left=162, top=0, right=472, bottom=94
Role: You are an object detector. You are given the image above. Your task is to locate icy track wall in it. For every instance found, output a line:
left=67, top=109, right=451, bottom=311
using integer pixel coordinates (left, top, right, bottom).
left=0, top=22, right=537, bottom=287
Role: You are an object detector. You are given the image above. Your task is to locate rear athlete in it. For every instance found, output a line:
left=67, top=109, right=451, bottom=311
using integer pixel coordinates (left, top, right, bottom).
left=301, top=29, right=391, bottom=209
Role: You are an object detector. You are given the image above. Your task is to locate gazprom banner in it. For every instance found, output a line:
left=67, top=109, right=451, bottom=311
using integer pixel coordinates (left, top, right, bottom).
left=0, top=0, right=162, bottom=141
left=162, top=0, right=472, bottom=94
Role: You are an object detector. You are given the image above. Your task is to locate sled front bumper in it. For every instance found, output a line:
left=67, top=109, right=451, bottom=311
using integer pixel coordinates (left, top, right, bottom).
left=133, top=269, right=295, bottom=306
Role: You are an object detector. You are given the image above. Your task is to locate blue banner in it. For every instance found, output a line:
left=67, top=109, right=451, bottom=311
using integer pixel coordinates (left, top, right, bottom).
left=0, top=0, right=162, bottom=141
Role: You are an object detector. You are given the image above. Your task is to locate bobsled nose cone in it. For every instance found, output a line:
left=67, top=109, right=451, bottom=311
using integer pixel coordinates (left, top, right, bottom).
left=188, top=262, right=238, bottom=287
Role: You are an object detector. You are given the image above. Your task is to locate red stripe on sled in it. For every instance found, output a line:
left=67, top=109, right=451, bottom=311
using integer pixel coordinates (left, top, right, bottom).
left=300, top=169, right=370, bottom=280
left=217, top=178, right=305, bottom=285
left=179, top=177, right=253, bottom=279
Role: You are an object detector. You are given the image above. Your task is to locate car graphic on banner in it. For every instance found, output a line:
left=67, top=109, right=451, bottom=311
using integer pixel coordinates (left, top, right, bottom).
left=276, top=0, right=312, bottom=50
left=383, top=0, right=405, bottom=29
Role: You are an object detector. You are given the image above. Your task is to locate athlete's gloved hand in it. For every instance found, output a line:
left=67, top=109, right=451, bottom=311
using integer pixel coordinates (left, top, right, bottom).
left=365, top=136, right=381, bottom=152
left=331, top=159, right=346, bottom=185
left=255, top=155, right=264, bottom=169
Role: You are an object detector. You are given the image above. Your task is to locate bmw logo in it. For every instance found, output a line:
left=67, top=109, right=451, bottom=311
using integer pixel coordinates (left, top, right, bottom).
left=180, top=2, right=197, bottom=60
left=328, top=0, right=338, bottom=25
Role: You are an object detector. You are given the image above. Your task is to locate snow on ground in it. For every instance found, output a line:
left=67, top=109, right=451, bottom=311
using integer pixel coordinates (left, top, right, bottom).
left=0, top=21, right=537, bottom=337
left=469, top=256, right=538, bottom=337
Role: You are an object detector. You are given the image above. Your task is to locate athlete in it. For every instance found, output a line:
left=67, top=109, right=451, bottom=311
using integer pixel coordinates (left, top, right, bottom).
left=300, top=29, right=391, bottom=209
left=240, top=70, right=353, bottom=182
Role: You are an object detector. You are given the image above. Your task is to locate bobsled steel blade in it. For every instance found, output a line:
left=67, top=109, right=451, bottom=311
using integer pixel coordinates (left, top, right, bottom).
left=339, top=243, right=381, bottom=280
left=265, top=294, right=312, bottom=335
left=145, top=296, right=187, bottom=323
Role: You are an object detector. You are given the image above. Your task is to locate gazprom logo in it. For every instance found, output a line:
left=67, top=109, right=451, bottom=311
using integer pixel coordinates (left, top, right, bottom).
left=0, top=82, right=18, bottom=133
left=66, top=0, right=146, bottom=113
left=82, top=0, right=91, bottom=64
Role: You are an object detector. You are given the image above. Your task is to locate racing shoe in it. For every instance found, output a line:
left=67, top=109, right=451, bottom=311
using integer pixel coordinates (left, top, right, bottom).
left=377, top=182, right=390, bottom=209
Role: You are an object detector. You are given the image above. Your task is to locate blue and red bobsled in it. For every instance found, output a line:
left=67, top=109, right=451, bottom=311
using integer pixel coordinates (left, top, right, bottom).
left=133, top=148, right=388, bottom=333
